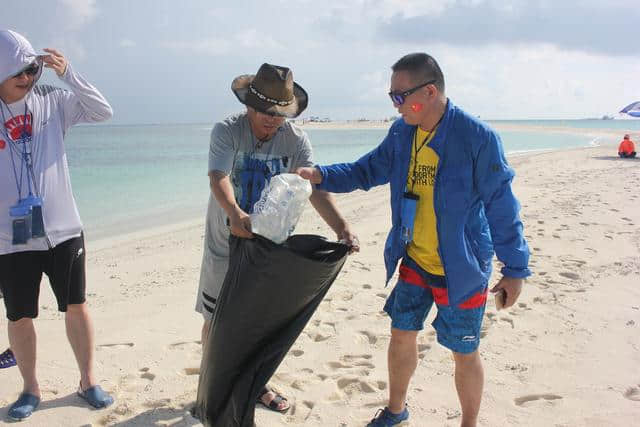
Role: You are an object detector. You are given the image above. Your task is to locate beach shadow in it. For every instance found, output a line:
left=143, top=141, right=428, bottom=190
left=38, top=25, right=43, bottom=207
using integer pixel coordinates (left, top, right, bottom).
left=109, top=404, right=201, bottom=427
left=592, top=155, right=640, bottom=161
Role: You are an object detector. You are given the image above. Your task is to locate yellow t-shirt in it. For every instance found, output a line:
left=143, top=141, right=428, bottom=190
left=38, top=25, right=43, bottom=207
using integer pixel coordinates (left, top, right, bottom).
left=406, top=126, right=444, bottom=275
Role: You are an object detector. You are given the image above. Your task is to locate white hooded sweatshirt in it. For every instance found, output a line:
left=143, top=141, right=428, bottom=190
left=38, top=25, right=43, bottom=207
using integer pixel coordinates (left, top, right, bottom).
left=0, top=29, right=113, bottom=254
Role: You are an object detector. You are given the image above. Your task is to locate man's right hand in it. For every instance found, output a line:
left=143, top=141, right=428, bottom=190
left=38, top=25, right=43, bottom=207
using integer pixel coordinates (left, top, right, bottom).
left=229, top=208, right=254, bottom=239
left=296, top=167, right=323, bottom=184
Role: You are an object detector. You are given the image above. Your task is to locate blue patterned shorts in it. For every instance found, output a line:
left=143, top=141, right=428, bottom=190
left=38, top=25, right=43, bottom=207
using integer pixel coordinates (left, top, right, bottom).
left=384, top=257, right=487, bottom=353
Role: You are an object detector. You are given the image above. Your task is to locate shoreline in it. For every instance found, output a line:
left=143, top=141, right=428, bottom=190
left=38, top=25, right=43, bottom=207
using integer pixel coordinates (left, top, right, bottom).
left=85, top=142, right=617, bottom=244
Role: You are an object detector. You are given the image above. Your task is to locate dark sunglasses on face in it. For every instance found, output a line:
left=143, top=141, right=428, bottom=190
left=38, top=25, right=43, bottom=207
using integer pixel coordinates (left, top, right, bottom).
left=12, top=63, right=40, bottom=79
left=388, top=79, right=436, bottom=105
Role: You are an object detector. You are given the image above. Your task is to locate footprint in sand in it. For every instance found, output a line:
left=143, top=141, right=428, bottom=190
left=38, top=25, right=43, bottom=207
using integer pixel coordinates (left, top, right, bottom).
left=290, top=349, right=304, bottom=357
left=500, top=317, right=515, bottom=328
left=514, top=394, right=562, bottom=406
left=352, top=260, right=371, bottom=271
left=353, top=360, right=375, bottom=369
left=290, top=379, right=310, bottom=391
left=341, top=291, right=354, bottom=301
left=327, top=361, right=352, bottom=370
left=41, top=388, right=60, bottom=397
left=289, top=400, right=316, bottom=421
left=362, top=284, right=372, bottom=290
left=98, top=342, right=134, bottom=349
left=182, top=367, right=199, bottom=376
left=139, top=367, right=156, bottom=381
left=310, top=323, right=335, bottom=342
left=168, top=340, right=201, bottom=349
left=357, top=330, right=378, bottom=345
left=342, top=354, right=373, bottom=362
left=313, top=332, right=332, bottom=342
left=559, top=272, right=580, bottom=280
left=336, top=377, right=377, bottom=394
left=417, top=343, right=431, bottom=360
left=624, top=386, right=640, bottom=401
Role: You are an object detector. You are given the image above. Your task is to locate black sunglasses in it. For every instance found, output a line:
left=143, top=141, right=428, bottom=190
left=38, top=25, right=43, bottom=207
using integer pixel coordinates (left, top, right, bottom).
left=12, top=63, right=40, bottom=79
left=388, top=80, right=436, bottom=105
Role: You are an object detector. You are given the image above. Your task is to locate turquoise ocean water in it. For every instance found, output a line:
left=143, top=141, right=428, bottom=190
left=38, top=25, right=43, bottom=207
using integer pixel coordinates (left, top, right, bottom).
left=64, top=120, right=640, bottom=239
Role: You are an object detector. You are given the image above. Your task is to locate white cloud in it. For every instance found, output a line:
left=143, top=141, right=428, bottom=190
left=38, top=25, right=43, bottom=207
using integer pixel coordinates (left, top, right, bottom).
left=236, top=29, right=284, bottom=50
left=162, top=38, right=232, bottom=55
left=162, top=30, right=284, bottom=55
left=119, top=39, right=136, bottom=48
left=59, top=0, right=98, bottom=31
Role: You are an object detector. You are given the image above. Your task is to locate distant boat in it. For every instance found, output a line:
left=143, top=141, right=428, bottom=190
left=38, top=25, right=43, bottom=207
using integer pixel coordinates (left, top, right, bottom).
left=619, top=101, right=640, bottom=118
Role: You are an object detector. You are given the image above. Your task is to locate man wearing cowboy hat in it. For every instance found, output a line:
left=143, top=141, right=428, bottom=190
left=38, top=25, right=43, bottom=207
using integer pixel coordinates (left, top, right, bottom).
left=195, top=63, right=358, bottom=412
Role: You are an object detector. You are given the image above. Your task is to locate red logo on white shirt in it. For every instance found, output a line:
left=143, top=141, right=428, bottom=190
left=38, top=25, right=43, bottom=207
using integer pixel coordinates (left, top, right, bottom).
left=4, top=113, right=32, bottom=140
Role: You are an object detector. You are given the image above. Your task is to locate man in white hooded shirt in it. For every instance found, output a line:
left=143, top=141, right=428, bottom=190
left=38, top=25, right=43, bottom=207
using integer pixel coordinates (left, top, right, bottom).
left=0, top=29, right=114, bottom=420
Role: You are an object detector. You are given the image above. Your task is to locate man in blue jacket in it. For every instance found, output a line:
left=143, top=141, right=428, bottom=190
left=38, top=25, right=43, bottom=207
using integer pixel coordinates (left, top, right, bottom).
left=297, top=53, right=530, bottom=427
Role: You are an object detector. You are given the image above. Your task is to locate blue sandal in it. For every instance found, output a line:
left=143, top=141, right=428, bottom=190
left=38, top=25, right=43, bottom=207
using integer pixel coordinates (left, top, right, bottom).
left=77, top=384, right=114, bottom=409
left=8, top=393, right=41, bottom=420
left=0, top=348, right=16, bottom=369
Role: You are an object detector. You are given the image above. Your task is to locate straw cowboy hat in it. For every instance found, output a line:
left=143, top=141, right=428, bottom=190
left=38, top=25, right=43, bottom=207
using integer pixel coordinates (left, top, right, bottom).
left=231, top=63, right=308, bottom=118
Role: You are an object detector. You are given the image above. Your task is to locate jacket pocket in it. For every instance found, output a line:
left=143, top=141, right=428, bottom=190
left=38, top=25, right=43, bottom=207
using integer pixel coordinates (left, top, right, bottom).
left=440, top=168, right=472, bottom=212
left=464, top=228, right=491, bottom=273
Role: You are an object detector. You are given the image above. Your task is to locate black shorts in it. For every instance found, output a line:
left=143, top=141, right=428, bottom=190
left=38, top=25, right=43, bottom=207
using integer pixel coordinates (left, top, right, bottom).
left=0, top=235, right=86, bottom=321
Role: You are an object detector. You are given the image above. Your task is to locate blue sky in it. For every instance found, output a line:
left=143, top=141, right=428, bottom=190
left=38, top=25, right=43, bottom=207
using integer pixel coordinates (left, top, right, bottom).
left=2, top=0, right=638, bottom=124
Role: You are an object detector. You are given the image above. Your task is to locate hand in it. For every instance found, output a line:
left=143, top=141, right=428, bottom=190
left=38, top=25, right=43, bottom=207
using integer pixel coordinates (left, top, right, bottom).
left=490, top=276, right=523, bottom=310
left=228, top=208, right=254, bottom=239
left=42, top=48, right=68, bottom=77
left=296, top=167, right=323, bottom=184
left=337, top=228, right=360, bottom=254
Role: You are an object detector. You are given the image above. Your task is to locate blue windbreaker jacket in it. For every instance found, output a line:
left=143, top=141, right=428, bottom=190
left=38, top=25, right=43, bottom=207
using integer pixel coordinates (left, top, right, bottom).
left=316, top=100, right=531, bottom=306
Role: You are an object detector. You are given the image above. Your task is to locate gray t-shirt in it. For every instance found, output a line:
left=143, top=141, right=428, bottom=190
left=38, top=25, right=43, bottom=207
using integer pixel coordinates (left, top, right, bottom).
left=197, top=113, right=314, bottom=313
left=208, top=113, right=313, bottom=214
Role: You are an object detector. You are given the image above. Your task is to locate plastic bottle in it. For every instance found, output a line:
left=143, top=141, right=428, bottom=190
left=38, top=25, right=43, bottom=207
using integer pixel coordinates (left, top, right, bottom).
left=250, top=173, right=312, bottom=243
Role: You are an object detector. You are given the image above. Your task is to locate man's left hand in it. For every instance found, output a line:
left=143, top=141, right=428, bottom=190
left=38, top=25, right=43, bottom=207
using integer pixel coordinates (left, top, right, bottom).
left=42, top=48, right=68, bottom=77
left=490, top=276, right=523, bottom=309
left=338, top=228, right=360, bottom=254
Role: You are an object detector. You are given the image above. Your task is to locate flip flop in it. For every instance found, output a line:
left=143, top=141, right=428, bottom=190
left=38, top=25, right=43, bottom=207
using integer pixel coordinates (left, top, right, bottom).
left=8, top=393, right=40, bottom=420
left=256, top=386, right=290, bottom=413
left=77, top=384, right=114, bottom=409
left=0, top=348, right=17, bottom=369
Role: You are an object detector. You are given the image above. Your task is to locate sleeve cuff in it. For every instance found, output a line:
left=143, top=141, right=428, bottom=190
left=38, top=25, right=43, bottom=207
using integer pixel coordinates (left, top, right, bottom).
left=500, top=266, right=532, bottom=279
left=59, top=62, right=72, bottom=82
left=315, top=165, right=328, bottom=191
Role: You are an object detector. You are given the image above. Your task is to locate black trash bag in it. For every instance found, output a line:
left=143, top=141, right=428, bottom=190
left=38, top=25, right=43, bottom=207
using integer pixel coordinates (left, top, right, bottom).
left=193, top=234, right=350, bottom=427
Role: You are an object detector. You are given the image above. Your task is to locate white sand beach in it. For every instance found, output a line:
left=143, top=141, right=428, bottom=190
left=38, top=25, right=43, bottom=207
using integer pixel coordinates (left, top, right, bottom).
left=1, top=144, right=639, bottom=426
